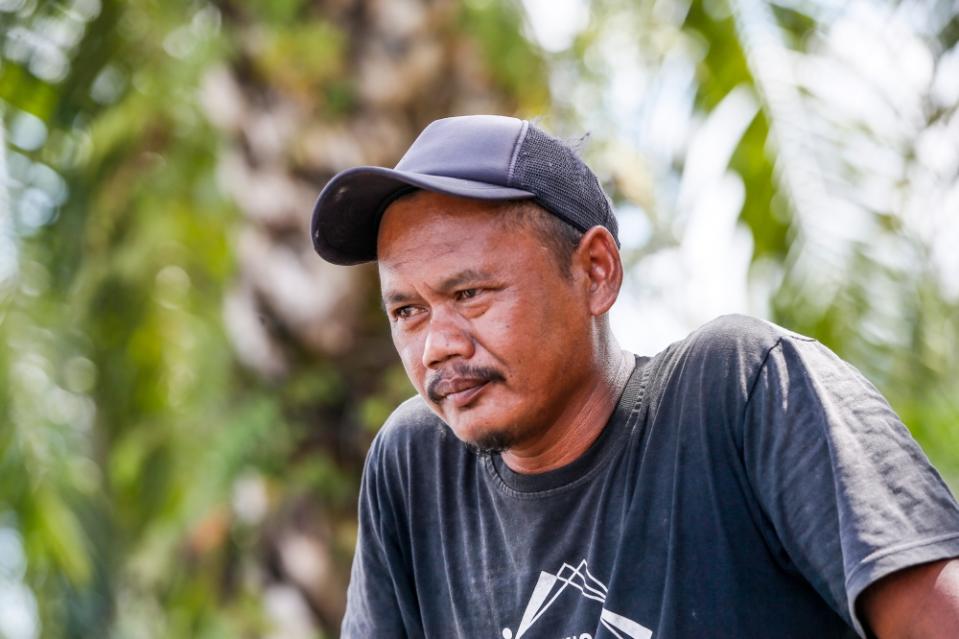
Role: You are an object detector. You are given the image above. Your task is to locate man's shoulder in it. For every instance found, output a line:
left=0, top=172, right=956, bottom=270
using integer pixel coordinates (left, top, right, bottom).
left=659, top=313, right=810, bottom=362
left=362, top=396, right=476, bottom=503
left=366, top=395, right=454, bottom=466
left=377, top=394, right=444, bottom=441
left=644, top=314, right=810, bottom=404
left=392, top=391, right=444, bottom=425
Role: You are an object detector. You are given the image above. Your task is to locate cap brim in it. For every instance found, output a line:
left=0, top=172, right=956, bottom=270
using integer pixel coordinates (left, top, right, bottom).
left=311, top=166, right=534, bottom=265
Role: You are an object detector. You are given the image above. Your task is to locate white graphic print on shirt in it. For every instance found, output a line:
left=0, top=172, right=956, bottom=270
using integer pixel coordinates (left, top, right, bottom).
left=502, top=559, right=653, bottom=639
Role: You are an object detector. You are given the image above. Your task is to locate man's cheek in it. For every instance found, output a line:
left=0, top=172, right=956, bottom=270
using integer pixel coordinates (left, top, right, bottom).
left=471, top=312, right=515, bottom=355
left=396, top=342, right=425, bottom=388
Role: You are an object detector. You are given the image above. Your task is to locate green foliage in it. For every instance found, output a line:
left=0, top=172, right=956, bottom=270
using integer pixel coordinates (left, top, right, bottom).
left=245, top=0, right=309, bottom=25
left=685, top=1, right=750, bottom=111
left=251, top=20, right=346, bottom=109
left=769, top=3, right=817, bottom=49
left=683, top=1, right=787, bottom=262
left=1, top=0, right=274, bottom=635
left=729, top=114, right=788, bottom=261
left=459, top=0, right=550, bottom=113
left=0, top=63, right=58, bottom=120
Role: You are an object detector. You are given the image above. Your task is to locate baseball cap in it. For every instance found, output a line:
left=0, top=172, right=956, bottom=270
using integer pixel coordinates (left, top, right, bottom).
left=310, top=114, right=618, bottom=265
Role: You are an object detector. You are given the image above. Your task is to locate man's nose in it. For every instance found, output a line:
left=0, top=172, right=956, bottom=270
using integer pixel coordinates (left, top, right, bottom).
left=422, top=311, right=474, bottom=369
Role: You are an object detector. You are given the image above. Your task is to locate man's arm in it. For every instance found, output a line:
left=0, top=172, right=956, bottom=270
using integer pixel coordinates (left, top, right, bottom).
left=859, top=558, right=959, bottom=638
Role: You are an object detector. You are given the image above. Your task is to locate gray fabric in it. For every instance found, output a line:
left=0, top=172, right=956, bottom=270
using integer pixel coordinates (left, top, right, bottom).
left=396, top=115, right=526, bottom=182
left=341, top=315, right=959, bottom=638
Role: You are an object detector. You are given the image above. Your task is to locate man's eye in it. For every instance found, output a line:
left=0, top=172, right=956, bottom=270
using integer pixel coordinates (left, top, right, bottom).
left=457, top=288, right=479, bottom=300
left=393, top=306, right=416, bottom=320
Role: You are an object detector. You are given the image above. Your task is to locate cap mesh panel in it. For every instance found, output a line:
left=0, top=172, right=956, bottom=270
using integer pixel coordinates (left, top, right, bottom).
left=511, top=125, right=618, bottom=242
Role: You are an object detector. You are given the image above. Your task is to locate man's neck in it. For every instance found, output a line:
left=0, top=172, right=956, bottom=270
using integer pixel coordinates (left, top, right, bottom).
left=500, top=348, right=635, bottom=475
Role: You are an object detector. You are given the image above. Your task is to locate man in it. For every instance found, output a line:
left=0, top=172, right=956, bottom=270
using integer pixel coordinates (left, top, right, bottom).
left=310, top=115, right=959, bottom=638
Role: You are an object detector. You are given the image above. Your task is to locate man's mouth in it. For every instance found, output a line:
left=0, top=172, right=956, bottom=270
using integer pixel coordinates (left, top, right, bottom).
left=426, top=365, right=506, bottom=408
left=434, top=378, right=491, bottom=408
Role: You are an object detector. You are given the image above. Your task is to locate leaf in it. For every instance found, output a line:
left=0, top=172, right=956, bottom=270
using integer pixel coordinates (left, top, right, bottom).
left=29, top=486, right=91, bottom=584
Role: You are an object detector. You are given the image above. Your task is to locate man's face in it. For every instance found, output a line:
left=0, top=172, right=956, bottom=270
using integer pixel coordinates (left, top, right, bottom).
left=377, top=192, right=595, bottom=452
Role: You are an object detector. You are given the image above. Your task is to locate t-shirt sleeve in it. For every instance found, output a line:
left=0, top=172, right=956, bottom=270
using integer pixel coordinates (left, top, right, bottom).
left=340, top=431, right=413, bottom=639
left=742, top=334, right=959, bottom=637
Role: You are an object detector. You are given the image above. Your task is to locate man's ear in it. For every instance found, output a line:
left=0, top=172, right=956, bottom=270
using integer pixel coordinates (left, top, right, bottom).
left=572, top=226, right=623, bottom=317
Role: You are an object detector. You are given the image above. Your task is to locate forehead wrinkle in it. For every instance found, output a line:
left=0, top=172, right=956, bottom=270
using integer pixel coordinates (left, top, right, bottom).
left=379, top=242, right=463, bottom=270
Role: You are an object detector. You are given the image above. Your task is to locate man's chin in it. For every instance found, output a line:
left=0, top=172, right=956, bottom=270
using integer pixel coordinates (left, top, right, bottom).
left=449, top=422, right=518, bottom=456
left=465, top=430, right=516, bottom=457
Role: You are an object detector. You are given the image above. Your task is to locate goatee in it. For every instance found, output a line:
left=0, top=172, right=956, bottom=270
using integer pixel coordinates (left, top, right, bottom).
left=465, top=429, right=516, bottom=457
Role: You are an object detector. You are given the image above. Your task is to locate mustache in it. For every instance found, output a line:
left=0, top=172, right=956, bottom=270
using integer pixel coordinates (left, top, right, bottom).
left=426, top=365, right=506, bottom=403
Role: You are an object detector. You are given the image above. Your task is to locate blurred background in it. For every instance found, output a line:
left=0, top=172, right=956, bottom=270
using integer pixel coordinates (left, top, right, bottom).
left=1, top=0, right=957, bottom=636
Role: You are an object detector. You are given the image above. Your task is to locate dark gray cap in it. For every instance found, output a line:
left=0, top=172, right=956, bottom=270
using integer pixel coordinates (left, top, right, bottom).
left=310, top=115, right=618, bottom=265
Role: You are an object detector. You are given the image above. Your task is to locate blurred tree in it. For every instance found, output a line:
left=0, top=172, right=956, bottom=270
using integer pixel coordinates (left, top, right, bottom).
left=1, top=0, right=546, bottom=637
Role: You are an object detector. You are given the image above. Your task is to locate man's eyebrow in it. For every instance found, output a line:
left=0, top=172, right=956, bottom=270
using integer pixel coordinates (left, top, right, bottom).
left=436, top=269, right=495, bottom=292
left=381, top=290, right=418, bottom=309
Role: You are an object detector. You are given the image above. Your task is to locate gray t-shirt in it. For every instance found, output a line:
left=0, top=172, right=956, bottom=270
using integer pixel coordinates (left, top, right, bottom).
left=342, top=314, right=959, bottom=638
